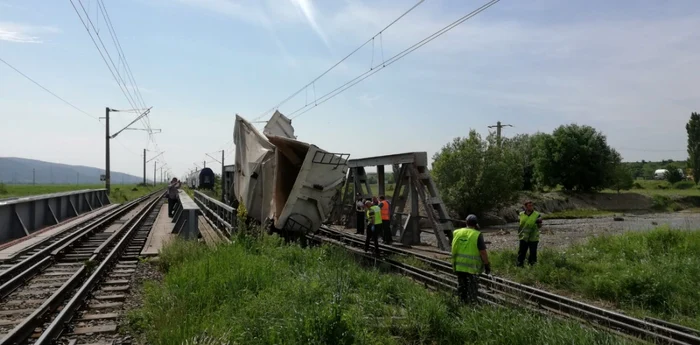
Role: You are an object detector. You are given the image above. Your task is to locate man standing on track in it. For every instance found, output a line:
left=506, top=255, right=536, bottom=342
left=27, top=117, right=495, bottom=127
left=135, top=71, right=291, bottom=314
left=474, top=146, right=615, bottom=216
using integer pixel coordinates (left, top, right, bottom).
left=355, top=194, right=366, bottom=235
left=452, top=214, right=490, bottom=304
left=167, top=177, right=181, bottom=218
left=378, top=195, right=392, bottom=244
left=517, top=200, right=543, bottom=266
left=364, top=200, right=381, bottom=256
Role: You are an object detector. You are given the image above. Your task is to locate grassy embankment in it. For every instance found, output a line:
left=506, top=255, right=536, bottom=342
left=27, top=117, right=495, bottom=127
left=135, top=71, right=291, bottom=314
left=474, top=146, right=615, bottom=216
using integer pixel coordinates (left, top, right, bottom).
left=0, top=183, right=166, bottom=203
left=491, top=227, right=700, bottom=330
left=129, top=234, right=631, bottom=345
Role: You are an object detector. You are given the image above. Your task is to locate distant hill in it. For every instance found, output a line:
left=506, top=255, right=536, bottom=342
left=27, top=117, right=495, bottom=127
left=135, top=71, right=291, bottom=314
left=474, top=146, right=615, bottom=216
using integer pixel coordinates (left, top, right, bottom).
left=0, top=157, right=145, bottom=185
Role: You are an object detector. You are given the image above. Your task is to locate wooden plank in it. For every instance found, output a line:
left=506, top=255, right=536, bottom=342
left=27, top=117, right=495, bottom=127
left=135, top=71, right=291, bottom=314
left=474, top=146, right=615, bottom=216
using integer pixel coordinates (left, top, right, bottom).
left=103, top=279, right=129, bottom=285
left=78, top=313, right=120, bottom=321
left=71, top=324, right=118, bottom=335
left=89, top=302, right=123, bottom=309
left=0, top=308, right=34, bottom=316
left=101, top=285, right=130, bottom=292
left=93, top=294, right=126, bottom=300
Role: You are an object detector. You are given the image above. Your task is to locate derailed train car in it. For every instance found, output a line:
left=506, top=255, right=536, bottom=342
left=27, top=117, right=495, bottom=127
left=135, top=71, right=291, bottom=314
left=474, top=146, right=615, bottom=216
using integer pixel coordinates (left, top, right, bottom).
left=232, top=111, right=349, bottom=234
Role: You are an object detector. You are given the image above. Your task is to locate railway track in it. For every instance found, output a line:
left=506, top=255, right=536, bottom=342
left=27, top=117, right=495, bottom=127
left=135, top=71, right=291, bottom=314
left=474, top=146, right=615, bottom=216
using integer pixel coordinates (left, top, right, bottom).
left=0, top=190, right=164, bottom=344
left=311, top=226, right=700, bottom=345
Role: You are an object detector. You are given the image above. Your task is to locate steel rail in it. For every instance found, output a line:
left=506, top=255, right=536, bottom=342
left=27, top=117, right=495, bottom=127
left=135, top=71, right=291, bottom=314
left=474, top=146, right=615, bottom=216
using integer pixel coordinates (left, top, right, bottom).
left=0, top=192, right=162, bottom=345
left=316, top=226, right=700, bottom=345
left=34, top=193, right=163, bottom=344
left=0, top=190, right=161, bottom=287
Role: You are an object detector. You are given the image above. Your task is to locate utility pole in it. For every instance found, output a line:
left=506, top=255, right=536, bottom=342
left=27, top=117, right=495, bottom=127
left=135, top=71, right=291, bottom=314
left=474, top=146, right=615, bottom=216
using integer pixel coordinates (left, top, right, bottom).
left=77, top=172, right=79, bottom=185
left=101, top=106, right=153, bottom=193
left=105, top=107, right=111, bottom=192
left=203, top=160, right=206, bottom=168
left=488, top=121, right=513, bottom=147
left=32, top=169, right=35, bottom=185
left=143, top=149, right=147, bottom=186
left=154, top=161, right=157, bottom=187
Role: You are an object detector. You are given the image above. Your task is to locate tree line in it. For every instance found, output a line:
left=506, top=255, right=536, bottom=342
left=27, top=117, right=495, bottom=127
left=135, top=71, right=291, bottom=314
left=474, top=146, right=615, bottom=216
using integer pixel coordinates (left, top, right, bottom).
left=432, top=113, right=699, bottom=218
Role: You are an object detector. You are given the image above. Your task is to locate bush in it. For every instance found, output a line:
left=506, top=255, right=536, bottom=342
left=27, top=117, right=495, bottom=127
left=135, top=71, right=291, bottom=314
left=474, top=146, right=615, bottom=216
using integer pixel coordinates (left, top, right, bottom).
left=665, top=165, right=684, bottom=184
left=609, top=164, right=634, bottom=193
left=131, top=237, right=628, bottom=344
left=432, top=130, right=523, bottom=218
left=534, top=124, right=620, bottom=191
left=673, top=181, right=695, bottom=190
left=652, top=195, right=671, bottom=210
left=0, top=183, right=7, bottom=195
left=632, top=182, right=644, bottom=189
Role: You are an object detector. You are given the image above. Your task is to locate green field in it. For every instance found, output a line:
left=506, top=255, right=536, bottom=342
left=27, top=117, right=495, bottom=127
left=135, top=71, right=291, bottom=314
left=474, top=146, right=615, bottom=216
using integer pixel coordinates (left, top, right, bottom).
left=491, top=227, right=700, bottom=330
left=129, top=235, right=631, bottom=345
left=0, top=183, right=166, bottom=203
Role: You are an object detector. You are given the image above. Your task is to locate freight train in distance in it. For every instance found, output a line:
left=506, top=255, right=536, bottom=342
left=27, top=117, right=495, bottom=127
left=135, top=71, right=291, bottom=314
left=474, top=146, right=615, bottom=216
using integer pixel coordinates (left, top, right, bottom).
left=186, top=167, right=216, bottom=190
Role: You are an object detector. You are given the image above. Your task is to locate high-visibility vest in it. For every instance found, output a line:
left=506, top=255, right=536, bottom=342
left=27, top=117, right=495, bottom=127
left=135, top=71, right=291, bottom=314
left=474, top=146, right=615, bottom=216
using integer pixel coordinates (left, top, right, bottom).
left=369, top=205, right=382, bottom=225
left=518, top=211, right=541, bottom=241
left=379, top=200, right=390, bottom=221
left=451, top=227, right=483, bottom=274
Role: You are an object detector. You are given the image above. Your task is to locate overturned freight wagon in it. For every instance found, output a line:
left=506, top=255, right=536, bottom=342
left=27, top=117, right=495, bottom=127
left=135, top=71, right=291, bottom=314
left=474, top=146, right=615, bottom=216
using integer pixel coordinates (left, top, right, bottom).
left=268, top=135, right=349, bottom=233
left=232, top=113, right=349, bottom=233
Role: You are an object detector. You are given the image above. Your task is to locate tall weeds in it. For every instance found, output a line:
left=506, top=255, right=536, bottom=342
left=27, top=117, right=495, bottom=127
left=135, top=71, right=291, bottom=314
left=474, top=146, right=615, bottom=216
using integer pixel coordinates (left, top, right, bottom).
left=131, top=234, right=630, bottom=344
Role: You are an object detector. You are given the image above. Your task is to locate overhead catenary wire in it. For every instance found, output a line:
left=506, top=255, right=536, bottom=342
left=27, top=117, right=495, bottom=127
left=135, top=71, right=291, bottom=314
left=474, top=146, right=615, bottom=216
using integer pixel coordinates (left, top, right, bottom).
left=0, top=57, right=99, bottom=121
left=253, top=0, right=426, bottom=122
left=289, top=0, right=500, bottom=120
left=72, top=0, right=142, bottom=114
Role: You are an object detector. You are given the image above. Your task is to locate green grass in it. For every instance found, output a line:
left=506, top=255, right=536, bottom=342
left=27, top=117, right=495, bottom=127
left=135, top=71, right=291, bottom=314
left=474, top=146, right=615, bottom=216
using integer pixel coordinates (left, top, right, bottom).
left=542, top=209, right=615, bottom=219
left=0, top=183, right=166, bottom=203
left=129, top=235, right=631, bottom=345
left=491, top=227, right=700, bottom=329
left=602, top=179, right=700, bottom=197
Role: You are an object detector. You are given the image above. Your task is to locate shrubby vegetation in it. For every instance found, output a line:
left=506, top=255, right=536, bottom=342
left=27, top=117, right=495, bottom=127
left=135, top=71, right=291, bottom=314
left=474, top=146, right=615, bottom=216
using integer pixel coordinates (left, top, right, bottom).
left=432, top=130, right=523, bottom=218
left=130, top=235, right=629, bottom=344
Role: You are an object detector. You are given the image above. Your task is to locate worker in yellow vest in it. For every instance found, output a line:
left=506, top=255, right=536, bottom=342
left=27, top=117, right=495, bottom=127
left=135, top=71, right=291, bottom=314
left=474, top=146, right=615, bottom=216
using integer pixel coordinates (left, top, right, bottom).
left=364, top=201, right=382, bottom=256
left=378, top=195, right=392, bottom=244
left=517, top=200, right=543, bottom=266
left=452, top=214, right=490, bottom=304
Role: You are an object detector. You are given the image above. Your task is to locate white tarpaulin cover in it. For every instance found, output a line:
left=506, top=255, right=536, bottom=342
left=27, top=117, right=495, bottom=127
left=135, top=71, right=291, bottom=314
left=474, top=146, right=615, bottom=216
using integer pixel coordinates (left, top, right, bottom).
left=263, top=110, right=295, bottom=139
left=233, top=115, right=276, bottom=222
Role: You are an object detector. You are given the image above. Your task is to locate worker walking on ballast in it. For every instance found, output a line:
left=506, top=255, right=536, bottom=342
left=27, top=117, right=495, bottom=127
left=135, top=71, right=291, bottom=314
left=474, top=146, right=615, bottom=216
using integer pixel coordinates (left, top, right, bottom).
left=451, top=214, right=490, bottom=304
left=517, top=200, right=543, bottom=266
left=364, top=201, right=382, bottom=256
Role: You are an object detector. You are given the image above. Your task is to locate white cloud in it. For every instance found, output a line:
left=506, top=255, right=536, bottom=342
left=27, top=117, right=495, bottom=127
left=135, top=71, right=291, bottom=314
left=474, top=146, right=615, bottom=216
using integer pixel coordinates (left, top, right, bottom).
left=289, top=0, right=329, bottom=48
left=0, top=22, right=60, bottom=43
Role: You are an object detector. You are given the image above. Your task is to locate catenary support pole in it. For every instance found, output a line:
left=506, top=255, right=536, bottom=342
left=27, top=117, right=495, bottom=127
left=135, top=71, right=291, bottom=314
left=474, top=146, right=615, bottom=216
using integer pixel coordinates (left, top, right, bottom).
left=105, top=107, right=111, bottom=193
left=221, top=150, right=225, bottom=202
left=143, top=149, right=146, bottom=186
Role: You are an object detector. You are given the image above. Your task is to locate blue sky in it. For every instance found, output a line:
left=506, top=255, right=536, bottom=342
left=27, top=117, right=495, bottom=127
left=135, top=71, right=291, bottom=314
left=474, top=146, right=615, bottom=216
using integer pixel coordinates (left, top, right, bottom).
left=1, top=0, right=698, bottom=179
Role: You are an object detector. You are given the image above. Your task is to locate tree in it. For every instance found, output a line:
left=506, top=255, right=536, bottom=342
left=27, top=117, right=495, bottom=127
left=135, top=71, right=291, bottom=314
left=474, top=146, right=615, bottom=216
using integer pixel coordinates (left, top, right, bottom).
left=686, top=112, right=700, bottom=184
left=610, top=164, right=634, bottom=194
left=665, top=164, right=684, bottom=184
left=432, top=130, right=523, bottom=218
left=534, top=124, right=620, bottom=191
left=502, top=133, right=548, bottom=191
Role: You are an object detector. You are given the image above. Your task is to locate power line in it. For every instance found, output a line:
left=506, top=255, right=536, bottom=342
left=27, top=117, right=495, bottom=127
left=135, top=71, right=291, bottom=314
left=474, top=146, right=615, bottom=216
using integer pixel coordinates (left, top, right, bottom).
left=0, top=57, right=99, bottom=120
left=289, top=0, right=500, bottom=120
left=253, top=0, right=426, bottom=122
left=69, top=0, right=139, bottom=112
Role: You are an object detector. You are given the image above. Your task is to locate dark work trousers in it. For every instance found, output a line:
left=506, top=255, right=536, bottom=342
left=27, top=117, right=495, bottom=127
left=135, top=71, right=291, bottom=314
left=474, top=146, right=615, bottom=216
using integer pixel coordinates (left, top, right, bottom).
left=364, top=224, right=380, bottom=256
left=517, top=240, right=539, bottom=266
left=168, top=198, right=178, bottom=218
left=356, top=212, right=365, bottom=235
left=456, top=272, right=479, bottom=304
left=382, top=220, right=392, bottom=244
